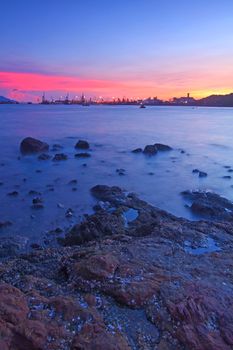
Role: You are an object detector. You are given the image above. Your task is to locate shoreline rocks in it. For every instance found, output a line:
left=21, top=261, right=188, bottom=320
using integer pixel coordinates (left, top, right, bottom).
left=0, top=185, right=232, bottom=349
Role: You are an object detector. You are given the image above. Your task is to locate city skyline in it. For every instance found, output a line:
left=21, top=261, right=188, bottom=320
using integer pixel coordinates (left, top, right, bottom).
left=1, top=0, right=233, bottom=102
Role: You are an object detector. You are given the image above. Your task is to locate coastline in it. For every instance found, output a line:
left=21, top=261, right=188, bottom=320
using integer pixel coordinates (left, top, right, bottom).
left=0, top=184, right=232, bottom=349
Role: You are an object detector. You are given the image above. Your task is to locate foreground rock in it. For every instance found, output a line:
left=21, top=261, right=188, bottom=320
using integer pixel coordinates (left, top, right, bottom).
left=0, top=185, right=233, bottom=349
left=20, top=137, right=49, bottom=154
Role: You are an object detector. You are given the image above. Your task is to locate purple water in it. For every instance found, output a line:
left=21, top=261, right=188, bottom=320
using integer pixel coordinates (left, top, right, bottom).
left=1, top=104, right=233, bottom=245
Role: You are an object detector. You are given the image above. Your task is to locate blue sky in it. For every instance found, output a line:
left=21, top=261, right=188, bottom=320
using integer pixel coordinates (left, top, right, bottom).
left=1, top=0, right=233, bottom=101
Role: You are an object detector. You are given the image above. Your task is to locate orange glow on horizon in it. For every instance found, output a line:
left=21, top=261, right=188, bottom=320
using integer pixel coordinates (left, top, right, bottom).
left=0, top=71, right=232, bottom=102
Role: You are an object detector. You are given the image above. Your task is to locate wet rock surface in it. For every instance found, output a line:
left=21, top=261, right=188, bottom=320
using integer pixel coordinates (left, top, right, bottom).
left=0, top=185, right=233, bottom=349
left=20, top=137, right=49, bottom=154
left=182, top=190, right=233, bottom=220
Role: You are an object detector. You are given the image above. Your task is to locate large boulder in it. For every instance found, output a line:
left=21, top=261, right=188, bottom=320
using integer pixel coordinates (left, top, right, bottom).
left=20, top=137, right=49, bottom=154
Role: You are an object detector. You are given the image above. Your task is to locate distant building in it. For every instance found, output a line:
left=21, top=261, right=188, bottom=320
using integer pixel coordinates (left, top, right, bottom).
left=172, top=93, right=195, bottom=105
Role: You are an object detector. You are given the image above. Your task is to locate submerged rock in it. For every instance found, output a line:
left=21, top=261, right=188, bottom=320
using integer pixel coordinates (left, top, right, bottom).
left=75, top=140, right=90, bottom=149
left=20, top=137, right=49, bottom=154
left=38, top=153, right=51, bottom=160
left=0, top=221, right=12, bottom=229
left=53, top=153, right=68, bottom=161
left=192, top=169, right=208, bottom=177
left=7, top=191, right=19, bottom=196
left=75, top=152, right=91, bottom=158
left=132, top=148, right=143, bottom=153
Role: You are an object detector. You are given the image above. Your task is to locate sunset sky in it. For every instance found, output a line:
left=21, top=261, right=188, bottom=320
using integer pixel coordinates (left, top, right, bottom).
left=1, top=0, right=233, bottom=102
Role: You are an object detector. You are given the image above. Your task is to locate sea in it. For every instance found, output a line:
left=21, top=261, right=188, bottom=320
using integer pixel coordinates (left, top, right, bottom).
left=1, top=104, right=233, bottom=246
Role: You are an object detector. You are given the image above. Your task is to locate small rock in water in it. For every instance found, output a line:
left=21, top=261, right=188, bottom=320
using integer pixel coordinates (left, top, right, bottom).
left=38, top=153, right=51, bottom=160
left=116, top=168, right=126, bottom=176
left=66, top=208, right=74, bottom=218
left=222, top=175, right=231, bottom=179
left=228, top=169, right=233, bottom=173
left=51, top=144, right=63, bottom=151
left=31, top=197, right=44, bottom=209
left=132, top=148, right=143, bottom=153
left=82, top=163, right=87, bottom=167
left=7, top=191, right=19, bottom=196
left=75, top=140, right=90, bottom=149
left=0, top=182, right=3, bottom=186
left=68, top=179, right=78, bottom=185
left=192, top=169, right=207, bottom=177
left=143, top=145, right=158, bottom=155
left=75, top=153, right=91, bottom=158
left=35, top=169, right=42, bottom=173
left=28, top=190, right=41, bottom=196
left=20, top=137, right=49, bottom=154
left=0, top=221, right=12, bottom=229
left=199, top=171, right=207, bottom=178
left=53, top=153, right=68, bottom=161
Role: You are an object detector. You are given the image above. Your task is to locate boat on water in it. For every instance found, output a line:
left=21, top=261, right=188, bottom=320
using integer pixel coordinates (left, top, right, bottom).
left=140, top=104, right=146, bottom=108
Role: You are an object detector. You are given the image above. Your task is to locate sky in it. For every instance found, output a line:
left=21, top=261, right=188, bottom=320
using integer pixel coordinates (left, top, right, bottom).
left=0, top=0, right=233, bottom=102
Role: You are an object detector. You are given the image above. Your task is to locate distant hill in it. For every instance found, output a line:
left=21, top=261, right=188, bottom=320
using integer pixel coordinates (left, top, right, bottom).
left=0, top=96, right=17, bottom=104
left=197, top=93, right=233, bottom=107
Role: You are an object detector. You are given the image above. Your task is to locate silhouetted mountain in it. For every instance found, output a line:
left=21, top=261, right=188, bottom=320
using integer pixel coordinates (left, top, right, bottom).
left=197, top=93, right=233, bottom=107
left=0, top=96, right=17, bottom=104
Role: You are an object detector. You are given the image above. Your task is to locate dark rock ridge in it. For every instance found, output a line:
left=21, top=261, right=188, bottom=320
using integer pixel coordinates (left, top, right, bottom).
left=0, top=185, right=233, bottom=349
left=75, top=140, right=90, bottom=149
left=20, top=137, right=49, bottom=154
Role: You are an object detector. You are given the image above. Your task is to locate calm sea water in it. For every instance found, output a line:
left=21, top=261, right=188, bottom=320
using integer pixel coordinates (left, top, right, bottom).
left=1, top=104, right=233, bottom=245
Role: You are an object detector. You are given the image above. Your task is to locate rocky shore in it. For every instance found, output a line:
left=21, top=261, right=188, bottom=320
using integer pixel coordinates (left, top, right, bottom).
left=0, top=184, right=233, bottom=349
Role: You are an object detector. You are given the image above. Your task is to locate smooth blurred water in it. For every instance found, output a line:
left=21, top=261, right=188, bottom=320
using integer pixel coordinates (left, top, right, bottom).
left=1, top=104, right=233, bottom=245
